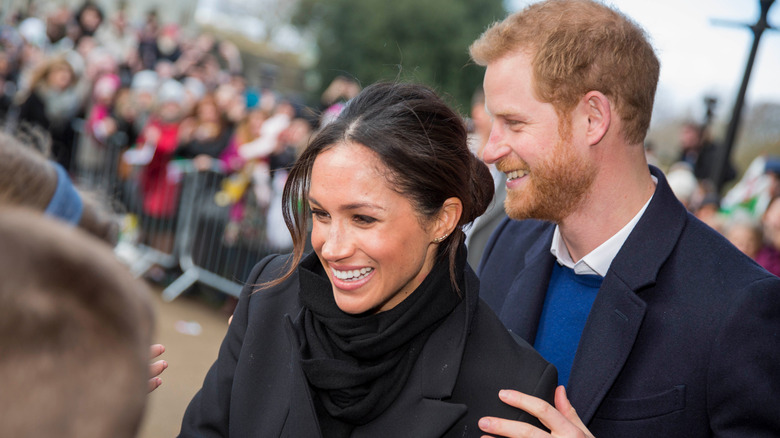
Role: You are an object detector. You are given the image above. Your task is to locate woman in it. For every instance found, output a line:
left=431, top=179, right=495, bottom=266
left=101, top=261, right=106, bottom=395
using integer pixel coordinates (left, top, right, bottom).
left=176, top=93, right=233, bottom=168
left=15, top=56, right=84, bottom=171
left=179, top=82, right=556, bottom=437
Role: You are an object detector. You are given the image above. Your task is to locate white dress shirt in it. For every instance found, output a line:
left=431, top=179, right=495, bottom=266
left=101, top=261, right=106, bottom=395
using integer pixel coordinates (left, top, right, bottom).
left=550, top=177, right=657, bottom=277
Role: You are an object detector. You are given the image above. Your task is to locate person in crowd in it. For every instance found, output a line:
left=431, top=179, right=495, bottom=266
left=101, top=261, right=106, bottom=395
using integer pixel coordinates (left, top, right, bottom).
left=666, top=161, right=699, bottom=211
left=693, top=192, right=725, bottom=233
left=0, top=131, right=168, bottom=392
left=469, top=1, right=780, bottom=436
left=77, top=72, right=121, bottom=185
left=15, top=55, right=84, bottom=170
left=122, top=78, right=186, bottom=254
left=71, top=1, right=104, bottom=45
left=756, top=195, right=780, bottom=276
left=179, top=82, right=557, bottom=437
left=176, top=92, right=233, bottom=170
left=678, top=121, right=735, bottom=187
left=137, top=9, right=161, bottom=71
left=465, top=87, right=506, bottom=268
left=318, top=75, right=361, bottom=127
left=724, top=214, right=764, bottom=260
left=0, top=207, right=154, bottom=438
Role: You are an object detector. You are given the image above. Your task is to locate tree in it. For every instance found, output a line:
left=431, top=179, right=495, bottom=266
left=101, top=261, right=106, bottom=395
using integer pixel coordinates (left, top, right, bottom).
left=294, top=0, right=506, bottom=112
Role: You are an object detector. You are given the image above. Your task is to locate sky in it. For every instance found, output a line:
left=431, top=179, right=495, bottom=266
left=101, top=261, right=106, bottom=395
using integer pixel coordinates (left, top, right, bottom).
left=508, top=0, right=780, bottom=123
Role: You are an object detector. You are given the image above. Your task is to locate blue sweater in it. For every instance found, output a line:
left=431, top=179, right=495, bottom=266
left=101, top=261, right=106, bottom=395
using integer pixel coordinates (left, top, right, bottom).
left=533, top=263, right=603, bottom=386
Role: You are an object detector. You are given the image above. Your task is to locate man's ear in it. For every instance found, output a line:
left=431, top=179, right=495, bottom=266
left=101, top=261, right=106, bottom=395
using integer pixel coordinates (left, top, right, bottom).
left=582, top=91, right=611, bottom=146
left=433, top=197, right=463, bottom=240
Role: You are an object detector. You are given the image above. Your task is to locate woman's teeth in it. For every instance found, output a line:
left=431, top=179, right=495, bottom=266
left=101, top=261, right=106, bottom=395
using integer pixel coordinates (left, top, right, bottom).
left=332, top=267, right=373, bottom=281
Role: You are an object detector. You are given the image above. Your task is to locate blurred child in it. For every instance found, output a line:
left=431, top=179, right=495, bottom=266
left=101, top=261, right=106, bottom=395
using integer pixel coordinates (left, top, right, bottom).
left=724, top=215, right=763, bottom=260
left=123, top=79, right=186, bottom=253
left=0, top=207, right=153, bottom=438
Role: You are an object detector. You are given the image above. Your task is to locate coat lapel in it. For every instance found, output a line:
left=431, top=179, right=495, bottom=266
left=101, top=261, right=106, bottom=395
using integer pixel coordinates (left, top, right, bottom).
left=281, top=315, right=323, bottom=438
left=499, top=224, right=555, bottom=343
left=567, top=166, right=688, bottom=424
left=566, top=275, right=646, bottom=423
left=353, top=268, right=480, bottom=437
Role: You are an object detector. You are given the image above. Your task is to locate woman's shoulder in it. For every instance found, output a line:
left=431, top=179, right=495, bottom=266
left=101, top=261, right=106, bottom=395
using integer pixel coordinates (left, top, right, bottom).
left=241, top=253, right=301, bottom=306
left=466, top=298, right=552, bottom=376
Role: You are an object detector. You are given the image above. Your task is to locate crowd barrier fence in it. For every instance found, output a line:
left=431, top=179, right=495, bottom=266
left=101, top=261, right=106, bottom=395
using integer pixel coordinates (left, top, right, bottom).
left=67, top=120, right=289, bottom=301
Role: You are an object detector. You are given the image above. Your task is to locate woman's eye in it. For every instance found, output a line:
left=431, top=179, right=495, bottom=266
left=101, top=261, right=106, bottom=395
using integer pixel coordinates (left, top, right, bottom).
left=311, top=209, right=329, bottom=220
left=354, top=215, right=376, bottom=225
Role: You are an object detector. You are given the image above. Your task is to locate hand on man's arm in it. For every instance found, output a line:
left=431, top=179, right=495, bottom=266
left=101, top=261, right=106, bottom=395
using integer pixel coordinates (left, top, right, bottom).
left=479, top=386, right=595, bottom=438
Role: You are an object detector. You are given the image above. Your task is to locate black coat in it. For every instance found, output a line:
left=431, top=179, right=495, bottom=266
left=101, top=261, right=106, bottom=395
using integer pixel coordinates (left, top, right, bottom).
left=478, top=166, right=780, bottom=437
left=180, top=254, right=557, bottom=437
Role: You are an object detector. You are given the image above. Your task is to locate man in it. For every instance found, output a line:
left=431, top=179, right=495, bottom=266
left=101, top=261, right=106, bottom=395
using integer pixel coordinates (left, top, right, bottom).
left=469, top=1, right=780, bottom=437
left=678, top=121, right=736, bottom=187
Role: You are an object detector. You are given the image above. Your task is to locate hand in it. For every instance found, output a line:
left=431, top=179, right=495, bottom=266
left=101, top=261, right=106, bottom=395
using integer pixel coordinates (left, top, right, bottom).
left=148, top=344, right=168, bottom=393
left=145, top=125, right=161, bottom=145
left=478, top=386, right=594, bottom=438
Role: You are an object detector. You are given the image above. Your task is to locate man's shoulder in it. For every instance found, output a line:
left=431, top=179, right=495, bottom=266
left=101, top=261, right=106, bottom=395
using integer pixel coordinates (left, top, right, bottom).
left=661, top=213, right=777, bottom=290
left=489, top=218, right=554, bottom=253
left=480, top=218, right=554, bottom=271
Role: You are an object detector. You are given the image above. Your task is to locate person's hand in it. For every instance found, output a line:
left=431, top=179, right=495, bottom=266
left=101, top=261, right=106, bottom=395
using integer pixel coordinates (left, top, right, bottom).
left=145, top=125, right=161, bottom=145
left=478, top=386, right=594, bottom=438
left=148, top=344, right=168, bottom=393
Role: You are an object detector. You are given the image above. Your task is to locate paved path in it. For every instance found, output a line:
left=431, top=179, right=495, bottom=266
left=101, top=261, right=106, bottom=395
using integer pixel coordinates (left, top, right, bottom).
left=139, top=287, right=230, bottom=438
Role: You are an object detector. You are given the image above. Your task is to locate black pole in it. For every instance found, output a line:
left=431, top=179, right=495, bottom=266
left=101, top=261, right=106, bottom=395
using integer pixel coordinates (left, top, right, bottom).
left=712, top=0, right=776, bottom=192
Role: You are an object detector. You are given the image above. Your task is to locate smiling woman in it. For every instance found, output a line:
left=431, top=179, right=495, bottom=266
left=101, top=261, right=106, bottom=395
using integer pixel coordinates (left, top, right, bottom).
left=179, top=82, right=558, bottom=437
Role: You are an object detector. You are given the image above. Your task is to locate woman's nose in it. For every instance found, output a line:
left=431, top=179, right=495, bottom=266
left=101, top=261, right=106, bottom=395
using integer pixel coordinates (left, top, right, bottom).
left=319, top=223, right=353, bottom=261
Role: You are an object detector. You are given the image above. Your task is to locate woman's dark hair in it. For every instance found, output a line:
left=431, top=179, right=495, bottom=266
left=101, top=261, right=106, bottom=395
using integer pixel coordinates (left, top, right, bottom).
left=272, top=82, right=494, bottom=289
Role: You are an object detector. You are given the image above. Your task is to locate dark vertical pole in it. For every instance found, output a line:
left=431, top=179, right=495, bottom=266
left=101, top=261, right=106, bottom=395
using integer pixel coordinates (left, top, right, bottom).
left=713, top=0, right=776, bottom=192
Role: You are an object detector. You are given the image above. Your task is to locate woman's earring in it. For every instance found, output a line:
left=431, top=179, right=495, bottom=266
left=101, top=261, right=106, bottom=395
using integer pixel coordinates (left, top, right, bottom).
left=432, top=233, right=449, bottom=243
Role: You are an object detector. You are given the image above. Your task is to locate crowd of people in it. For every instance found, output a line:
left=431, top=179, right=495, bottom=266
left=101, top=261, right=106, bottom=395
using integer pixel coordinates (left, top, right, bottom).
left=1, top=1, right=779, bottom=437
left=1, top=1, right=318, bottom=260
left=662, top=121, right=780, bottom=277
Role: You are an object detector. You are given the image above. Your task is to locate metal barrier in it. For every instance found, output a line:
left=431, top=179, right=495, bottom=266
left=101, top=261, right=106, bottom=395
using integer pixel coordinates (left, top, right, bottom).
left=72, top=118, right=128, bottom=198
left=68, top=119, right=291, bottom=301
left=161, top=167, right=281, bottom=301
left=70, top=117, right=185, bottom=279
left=118, top=159, right=185, bottom=279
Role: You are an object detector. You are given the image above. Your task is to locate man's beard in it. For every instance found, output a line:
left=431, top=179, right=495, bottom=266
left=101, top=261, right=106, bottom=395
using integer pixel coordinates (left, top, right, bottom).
left=502, top=137, right=597, bottom=223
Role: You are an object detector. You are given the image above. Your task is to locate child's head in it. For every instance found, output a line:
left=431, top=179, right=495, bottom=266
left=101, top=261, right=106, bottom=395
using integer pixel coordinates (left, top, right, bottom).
left=0, top=207, right=154, bottom=438
left=725, top=215, right=763, bottom=259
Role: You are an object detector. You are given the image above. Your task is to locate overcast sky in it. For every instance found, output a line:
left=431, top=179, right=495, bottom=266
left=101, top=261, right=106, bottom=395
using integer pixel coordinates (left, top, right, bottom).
left=508, top=0, right=780, bottom=122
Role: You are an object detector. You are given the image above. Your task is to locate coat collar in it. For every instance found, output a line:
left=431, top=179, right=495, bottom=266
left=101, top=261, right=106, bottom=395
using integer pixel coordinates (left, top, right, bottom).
left=568, top=166, right=688, bottom=423
left=504, top=166, right=688, bottom=424
left=281, top=263, right=482, bottom=436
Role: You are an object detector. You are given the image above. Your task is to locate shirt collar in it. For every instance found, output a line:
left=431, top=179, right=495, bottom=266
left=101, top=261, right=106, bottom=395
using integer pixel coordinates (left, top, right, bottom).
left=550, top=176, right=657, bottom=277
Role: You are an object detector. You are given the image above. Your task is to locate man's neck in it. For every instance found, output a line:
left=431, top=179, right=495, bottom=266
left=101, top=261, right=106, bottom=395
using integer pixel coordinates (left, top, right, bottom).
left=558, top=165, right=656, bottom=262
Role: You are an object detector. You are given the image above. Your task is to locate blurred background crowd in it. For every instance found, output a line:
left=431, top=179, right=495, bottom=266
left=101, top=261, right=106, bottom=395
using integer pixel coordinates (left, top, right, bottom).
left=0, top=0, right=777, bottom=289
left=0, top=0, right=778, bottom=435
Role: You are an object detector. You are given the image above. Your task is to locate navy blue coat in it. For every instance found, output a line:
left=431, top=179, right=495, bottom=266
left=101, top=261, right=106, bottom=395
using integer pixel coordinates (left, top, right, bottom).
left=478, top=166, right=780, bottom=437
left=180, top=254, right=557, bottom=437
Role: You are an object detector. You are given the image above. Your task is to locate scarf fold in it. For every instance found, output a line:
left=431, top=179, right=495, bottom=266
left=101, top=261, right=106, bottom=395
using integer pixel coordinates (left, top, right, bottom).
left=296, top=248, right=466, bottom=429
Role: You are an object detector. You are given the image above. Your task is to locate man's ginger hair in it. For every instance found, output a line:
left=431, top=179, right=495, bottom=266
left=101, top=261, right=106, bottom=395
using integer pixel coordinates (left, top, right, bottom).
left=470, top=0, right=659, bottom=144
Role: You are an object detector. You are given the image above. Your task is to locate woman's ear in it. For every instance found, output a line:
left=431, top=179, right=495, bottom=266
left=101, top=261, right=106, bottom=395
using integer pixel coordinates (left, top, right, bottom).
left=433, top=197, right=463, bottom=240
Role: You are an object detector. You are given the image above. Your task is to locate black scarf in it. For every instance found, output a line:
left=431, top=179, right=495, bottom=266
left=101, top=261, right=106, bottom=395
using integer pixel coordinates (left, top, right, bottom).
left=296, top=249, right=465, bottom=432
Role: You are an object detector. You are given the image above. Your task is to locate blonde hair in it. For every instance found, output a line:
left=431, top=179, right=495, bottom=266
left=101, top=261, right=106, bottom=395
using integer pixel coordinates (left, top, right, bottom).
left=470, top=0, right=659, bottom=144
